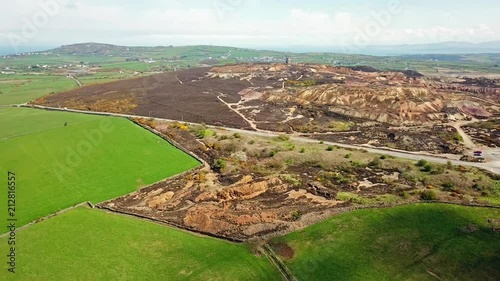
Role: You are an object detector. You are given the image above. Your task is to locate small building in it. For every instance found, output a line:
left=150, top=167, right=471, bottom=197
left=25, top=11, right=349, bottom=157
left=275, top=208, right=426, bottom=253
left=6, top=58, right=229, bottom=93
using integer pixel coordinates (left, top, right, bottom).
left=473, top=151, right=483, bottom=157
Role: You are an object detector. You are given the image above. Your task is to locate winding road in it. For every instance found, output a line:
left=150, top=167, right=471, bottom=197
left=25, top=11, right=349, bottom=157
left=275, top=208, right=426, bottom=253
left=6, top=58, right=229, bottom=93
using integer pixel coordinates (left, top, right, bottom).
left=22, top=104, right=500, bottom=175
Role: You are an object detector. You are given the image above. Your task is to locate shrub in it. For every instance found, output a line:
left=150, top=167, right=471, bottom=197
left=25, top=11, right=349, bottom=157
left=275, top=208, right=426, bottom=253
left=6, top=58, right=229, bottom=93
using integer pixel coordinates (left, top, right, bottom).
left=213, top=158, right=227, bottom=172
left=280, top=175, right=302, bottom=187
left=350, top=161, right=366, bottom=168
left=276, top=135, right=290, bottom=142
left=420, top=190, right=437, bottom=201
left=416, top=159, right=428, bottom=167
left=402, top=171, right=418, bottom=183
left=248, top=140, right=256, bottom=145
left=430, top=166, right=445, bottom=175
left=305, top=161, right=324, bottom=169
left=399, top=191, right=410, bottom=199
left=197, top=129, right=214, bottom=139
left=291, top=210, right=301, bottom=221
left=442, top=182, right=456, bottom=191
left=380, top=155, right=387, bottom=160
left=233, top=133, right=241, bottom=139
left=327, top=145, right=335, bottom=151
left=422, top=164, right=433, bottom=173
left=284, top=143, right=296, bottom=151
left=344, top=153, right=352, bottom=159
left=300, top=148, right=306, bottom=153
left=368, top=157, right=381, bottom=167
left=266, top=160, right=284, bottom=170
left=453, top=133, right=463, bottom=143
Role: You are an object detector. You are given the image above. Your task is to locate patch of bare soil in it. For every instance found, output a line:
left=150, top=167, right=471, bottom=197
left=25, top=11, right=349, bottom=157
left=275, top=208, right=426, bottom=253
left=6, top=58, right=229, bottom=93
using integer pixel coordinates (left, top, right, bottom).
left=271, top=242, right=295, bottom=260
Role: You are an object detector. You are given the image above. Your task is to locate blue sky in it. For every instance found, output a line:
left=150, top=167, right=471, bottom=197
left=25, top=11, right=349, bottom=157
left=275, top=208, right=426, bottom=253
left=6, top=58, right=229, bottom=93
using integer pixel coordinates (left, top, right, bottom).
left=0, top=0, right=499, bottom=51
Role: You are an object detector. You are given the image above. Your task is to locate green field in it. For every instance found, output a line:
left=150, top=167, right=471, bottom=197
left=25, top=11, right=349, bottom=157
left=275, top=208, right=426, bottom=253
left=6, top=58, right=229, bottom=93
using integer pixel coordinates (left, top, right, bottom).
left=0, top=75, right=78, bottom=105
left=0, top=107, right=200, bottom=230
left=0, top=207, right=281, bottom=280
left=272, top=204, right=500, bottom=281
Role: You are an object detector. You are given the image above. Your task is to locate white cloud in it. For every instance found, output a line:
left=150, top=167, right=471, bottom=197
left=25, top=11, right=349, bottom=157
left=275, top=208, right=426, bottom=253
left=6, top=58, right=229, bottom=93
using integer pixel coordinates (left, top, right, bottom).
left=0, top=1, right=499, bottom=49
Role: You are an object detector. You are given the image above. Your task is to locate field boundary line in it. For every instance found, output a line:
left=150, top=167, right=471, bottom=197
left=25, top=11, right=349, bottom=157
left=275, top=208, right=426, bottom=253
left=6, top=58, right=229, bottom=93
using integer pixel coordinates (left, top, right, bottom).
left=0, top=201, right=93, bottom=238
left=262, top=244, right=297, bottom=281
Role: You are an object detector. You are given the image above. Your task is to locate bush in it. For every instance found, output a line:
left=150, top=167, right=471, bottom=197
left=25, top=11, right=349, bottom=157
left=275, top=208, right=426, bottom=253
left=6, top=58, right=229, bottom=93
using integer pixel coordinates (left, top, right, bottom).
left=300, top=148, right=306, bottom=153
left=291, top=210, right=301, bottom=221
left=305, top=161, right=324, bottom=169
left=233, top=133, right=241, bottom=139
left=453, top=133, right=463, bottom=143
left=422, top=164, right=433, bottom=173
left=280, top=175, right=302, bottom=187
left=213, top=158, right=227, bottom=172
left=380, top=155, right=387, bottom=160
left=248, top=140, right=255, bottom=145
left=399, top=191, right=410, bottom=199
left=420, top=190, right=437, bottom=201
left=350, top=161, right=366, bottom=168
left=416, top=159, right=428, bottom=167
left=344, top=153, right=352, bottom=159
left=327, top=145, right=335, bottom=151
left=442, top=182, right=456, bottom=191
left=276, top=135, right=290, bottom=142
left=430, top=166, right=445, bottom=175
left=197, top=129, right=214, bottom=139
left=368, top=157, right=381, bottom=167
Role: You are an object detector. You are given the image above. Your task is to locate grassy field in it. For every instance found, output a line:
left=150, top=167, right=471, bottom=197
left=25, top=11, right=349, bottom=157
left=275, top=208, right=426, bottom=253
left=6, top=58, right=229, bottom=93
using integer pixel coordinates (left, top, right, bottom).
left=0, top=207, right=281, bottom=281
left=0, top=75, right=77, bottom=105
left=0, top=107, right=200, bottom=230
left=272, top=204, right=500, bottom=281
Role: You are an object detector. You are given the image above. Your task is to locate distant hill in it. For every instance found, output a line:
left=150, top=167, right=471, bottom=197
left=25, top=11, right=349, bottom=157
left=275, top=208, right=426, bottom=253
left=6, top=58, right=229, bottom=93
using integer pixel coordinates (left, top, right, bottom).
left=47, top=43, right=179, bottom=56
left=50, top=43, right=130, bottom=55
left=46, top=41, right=500, bottom=58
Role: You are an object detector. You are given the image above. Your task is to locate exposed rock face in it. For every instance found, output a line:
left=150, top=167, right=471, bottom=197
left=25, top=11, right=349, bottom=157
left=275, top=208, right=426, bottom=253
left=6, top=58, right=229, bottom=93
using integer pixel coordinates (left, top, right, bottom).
left=207, top=63, right=500, bottom=125
left=262, top=85, right=450, bottom=124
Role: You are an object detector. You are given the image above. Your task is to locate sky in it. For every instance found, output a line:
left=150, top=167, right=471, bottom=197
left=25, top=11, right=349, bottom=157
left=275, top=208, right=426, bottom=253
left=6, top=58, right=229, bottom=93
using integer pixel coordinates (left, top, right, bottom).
left=0, top=0, right=499, bottom=52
